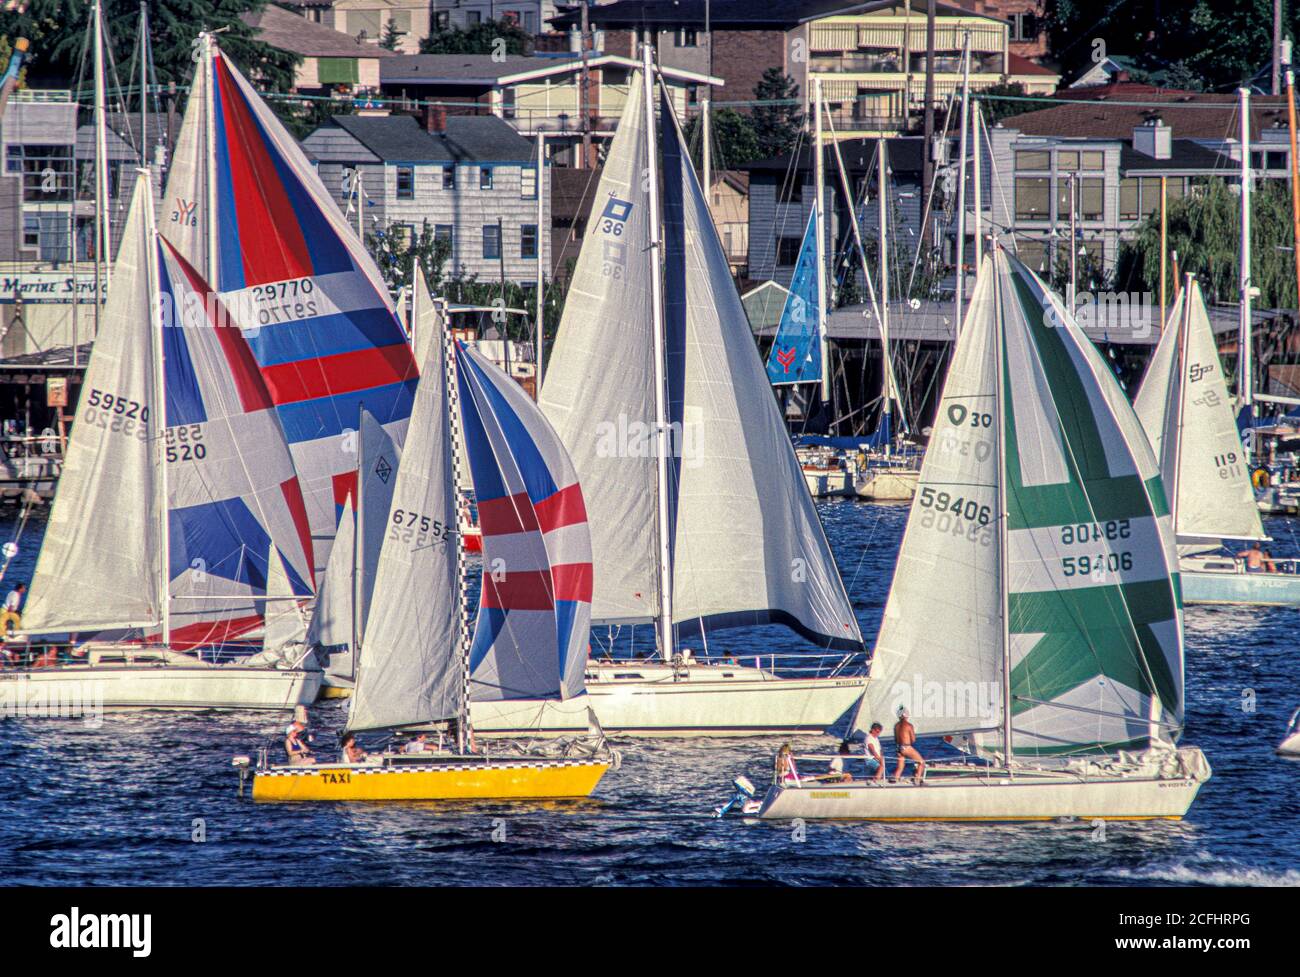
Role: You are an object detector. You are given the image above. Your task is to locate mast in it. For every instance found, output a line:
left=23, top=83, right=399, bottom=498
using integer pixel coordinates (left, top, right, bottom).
left=202, top=32, right=218, bottom=284
left=1171, top=275, right=1192, bottom=538
left=351, top=407, right=364, bottom=672
left=139, top=1, right=148, bottom=166
left=143, top=176, right=170, bottom=646
left=642, top=43, right=674, bottom=661
left=953, top=31, right=971, bottom=330
left=1067, top=173, right=1077, bottom=311
left=1289, top=66, right=1300, bottom=318
left=971, top=103, right=982, bottom=278
left=701, top=90, right=711, bottom=207
left=92, top=0, right=112, bottom=304
left=878, top=135, right=892, bottom=450
left=535, top=132, right=546, bottom=394
left=992, top=251, right=1011, bottom=768
left=1239, top=87, right=1254, bottom=411
left=813, top=78, right=830, bottom=404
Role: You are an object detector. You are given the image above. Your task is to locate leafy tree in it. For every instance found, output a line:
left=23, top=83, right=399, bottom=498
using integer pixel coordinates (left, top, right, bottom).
left=681, top=106, right=761, bottom=168
left=751, top=68, right=802, bottom=159
left=976, top=82, right=1031, bottom=125
left=419, top=19, right=533, bottom=56
left=0, top=1, right=297, bottom=92
left=379, top=19, right=404, bottom=52
left=1114, top=177, right=1296, bottom=309
left=368, top=220, right=453, bottom=294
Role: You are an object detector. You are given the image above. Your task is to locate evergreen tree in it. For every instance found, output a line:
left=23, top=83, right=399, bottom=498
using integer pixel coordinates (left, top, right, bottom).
left=379, top=18, right=404, bottom=52
left=681, top=106, right=761, bottom=169
left=751, top=68, right=802, bottom=159
left=419, top=18, right=532, bottom=56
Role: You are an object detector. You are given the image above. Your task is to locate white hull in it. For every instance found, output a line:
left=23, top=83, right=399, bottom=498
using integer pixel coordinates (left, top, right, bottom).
left=854, top=468, right=919, bottom=501
left=757, top=748, right=1210, bottom=821
left=1179, top=554, right=1300, bottom=606
left=802, top=468, right=855, bottom=498
left=0, top=663, right=321, bottom=711
left=1278, top=731, right=1300, bottom=755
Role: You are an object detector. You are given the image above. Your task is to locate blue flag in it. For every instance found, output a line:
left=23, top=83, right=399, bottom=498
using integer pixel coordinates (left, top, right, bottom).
left=766, top=212, right=821, bottom=386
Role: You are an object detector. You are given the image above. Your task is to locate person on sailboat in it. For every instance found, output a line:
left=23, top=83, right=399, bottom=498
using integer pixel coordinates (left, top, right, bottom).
left=2, top=581, right=25, bottom=633
left=815, top=741, right=854, bottom=783
left=863, top=722, right=886, bottom=782
left=891, top=707, right=926, bottom=785
left=285, top=719, right=315, bottom=765
left=1237, top=543, right=1278, bottom=573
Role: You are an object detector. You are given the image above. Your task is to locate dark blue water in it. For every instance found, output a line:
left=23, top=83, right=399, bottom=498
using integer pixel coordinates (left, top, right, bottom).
left=1, top=501, right=1298, bottom=886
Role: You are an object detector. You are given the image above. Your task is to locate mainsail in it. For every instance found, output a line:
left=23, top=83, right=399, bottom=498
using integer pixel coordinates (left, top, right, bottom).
left=1133, top=281, right=1267, bottom=545
left=347, top=331, right=460, bottom=732
left=857, top=250, right=1184, bottom=756
left=162, top=39, right=417, bottom=577
left=24, top=172, right=166, bottom=633
left=540, top=71, right=862, bottom=651
left=308, top=494, right=355, bottom=661
left=764, top=212, right=822, bottom=385
left=458, top=343, right=592, bottom=702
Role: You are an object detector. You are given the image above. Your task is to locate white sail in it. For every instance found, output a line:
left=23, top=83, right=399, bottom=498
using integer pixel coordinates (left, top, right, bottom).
left=854, top=260, right=1003, bottom=737
left=661, top=93, right=862, bottom=649
left=262, top=542, right=308, bottom=655
left=357, top=408, right=400, bottom=641
left=158, top=56, right=208, bottom=277
left=347, top=330, right=460, bottom=732
left=539, top=74, right=659, bottom=624
left=24, top=171, right=165, bottom=633
left=308, top=496, right=355, bottom=675
left=1134, top=282, right=1266, bottom=544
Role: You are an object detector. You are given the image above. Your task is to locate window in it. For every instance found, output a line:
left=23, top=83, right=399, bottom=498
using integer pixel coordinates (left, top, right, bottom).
left=776, top=178, right=804, bottom=204
left=521, top=223, right=538, bottom=259
left=349, top=9, right=381, bottom=39
left=390, top=10, right=412, bottom=34
left=435, top=224, right=454, bottom=254
left=776, top=236, right=801, bottom=266
left=22, top=214, right=40, bottom=249
left=522, top=165, right=537, bottom=199
left=676, top=28, right=699, bottom=47
left=434, top=11, right=450, bottom=29
left=1015, top=150, right=1050, bottom=170
left=8, top=144, right=74, bottom=202
left=1079, top=178, right=1104, bottom=220
left=1010, top=13, right=1039, bottom=42
left=687, top=84, right=700, bottom=108
left=1018, top=240, right=1048, bottom=273
left=396, top=166, right=415, bottom=199
left=1015, top=176, right=1050, bottom=220
left=502, top=87, right=517, bottom=119
left=1057, top=150, right=1079, bottom=171
left=467, top=11, right=482, bottom=26
left=443, top=165, right=455, bottom=189
left=480, top=167, right=493, bottom=189
left=1119, top=177, right=1140, bottom=221
left=392, top=223, right=414, bottom=248
left=483, top=223, right=501, bottom=259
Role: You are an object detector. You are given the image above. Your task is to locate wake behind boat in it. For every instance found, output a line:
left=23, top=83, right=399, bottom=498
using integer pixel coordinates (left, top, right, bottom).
left=743, top=248, right=1209, bottom=821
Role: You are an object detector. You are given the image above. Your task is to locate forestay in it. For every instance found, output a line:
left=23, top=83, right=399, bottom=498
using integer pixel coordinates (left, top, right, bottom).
left=1133, top=282, right=1267, bottom=545
left=24, top=172, right=165, bottom=633
left=458, top=343, right=592, bottom=703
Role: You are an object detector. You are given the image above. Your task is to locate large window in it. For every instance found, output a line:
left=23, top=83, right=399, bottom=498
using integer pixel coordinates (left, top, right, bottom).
left=435, top=224, right=454, bottom=254
left=676, top=28, right=699, bottom=47
left=1015, top=150, right=1050, bottom=171
left=776, top=235, right=801, bottom=266
left=396, top=166, right=415, bottom=199
left=8, top=144, right=75, bottom=202
left=521, top=223, right=538, bottom=259
left=1057, top=150, right=1104, bottom=171
left=1119, top=176, right=1187, bottom=221
left=348, top=9, right=381, bottom=39
left=521, top=165, right=537, bottom=199
left=1057, top=177, right=1104, bottom=220
left=1015, top=177, right=1050, bottom=220
left=483, top=223, right=501, bottom=260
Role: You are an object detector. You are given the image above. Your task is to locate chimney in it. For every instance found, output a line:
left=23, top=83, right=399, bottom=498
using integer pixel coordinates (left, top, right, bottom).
left=1133, top=115, right=1171, bottom=160
left=424, top=104, right=446, bottom=134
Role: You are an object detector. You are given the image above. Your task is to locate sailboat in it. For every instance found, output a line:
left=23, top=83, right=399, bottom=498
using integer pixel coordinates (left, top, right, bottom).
left=751, top=247, right=1209, bottom=820
left=3, top=171, right=320, bottom=710
left=241, top=316, right=611, bottom=800
left=163, top=34, right=417, bottom=581
left=1134, top=278, right=1300, bottom=606
left=528, top=49, right=867, bottom=736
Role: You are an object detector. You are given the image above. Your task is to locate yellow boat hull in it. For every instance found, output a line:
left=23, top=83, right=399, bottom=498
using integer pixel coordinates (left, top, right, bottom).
left=250, top=757, right=609, bottom=802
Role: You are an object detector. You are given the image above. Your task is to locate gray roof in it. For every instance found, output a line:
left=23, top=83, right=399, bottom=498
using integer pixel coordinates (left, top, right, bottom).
left=1120, top=138, right=1232, bottom=174
left=323, top=113, right=535, bottom=163
left=381, top=54, right=581, bottom=85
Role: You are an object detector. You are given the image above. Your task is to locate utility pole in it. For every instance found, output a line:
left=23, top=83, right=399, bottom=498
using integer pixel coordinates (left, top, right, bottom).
left=1273, top=0, right=1283, bottom=96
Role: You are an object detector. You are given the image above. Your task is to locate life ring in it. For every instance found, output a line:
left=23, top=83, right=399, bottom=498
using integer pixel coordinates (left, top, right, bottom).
left=1252, top=467, right=1271, bottom=489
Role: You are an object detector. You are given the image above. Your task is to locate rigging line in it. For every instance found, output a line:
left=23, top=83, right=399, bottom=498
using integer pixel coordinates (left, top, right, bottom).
left=904, top=83, right=960, bottom=298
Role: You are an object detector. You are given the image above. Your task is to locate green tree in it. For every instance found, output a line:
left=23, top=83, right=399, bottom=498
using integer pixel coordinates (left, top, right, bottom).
left=976, top=82, right=1031, bottom=125
left=681, top=106, right=761, bottom=169
left=379, top=19, right=404, bottom=52
left=0, top=1, right=297, bottom=92
left=419, top=19, right=533, bottom=56
left=751, top=68, right=802, bottom=159
left=1114, top=177, right=1296, bottom=309
left=367, top=220, right=453, bottom=294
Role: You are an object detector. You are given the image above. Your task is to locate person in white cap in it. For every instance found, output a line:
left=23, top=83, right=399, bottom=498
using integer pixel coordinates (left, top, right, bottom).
left=892, top=705, right=926, bottom=785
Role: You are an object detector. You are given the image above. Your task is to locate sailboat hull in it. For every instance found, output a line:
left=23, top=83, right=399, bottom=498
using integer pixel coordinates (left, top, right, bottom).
left=249, top=756, right=609, bottom=802
left=854, top=468, right=919, bottom=501
left=0, top=663, right=321, bottom=711
left=756, top=748, right=1210, bottom=821
left=1181, top=565, right=1300, bottom=606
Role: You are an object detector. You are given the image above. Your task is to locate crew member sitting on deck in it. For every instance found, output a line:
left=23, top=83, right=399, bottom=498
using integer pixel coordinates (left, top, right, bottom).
left=285, top=719, right=315, bottom=765
left=340, top=732, right=367, bottom=764
left=402, top=733, right=432, bottom=754
left=1238, top=543, right=1278, bottom=573
left=2, top=581, right=26, bottom=633
left=863, top=722, right=886, bottom=782
left=775, top=743, right=800, bottom=784
left=816, top=740, right=854, bottom=783
left=892, top=706, right=927, bottom=785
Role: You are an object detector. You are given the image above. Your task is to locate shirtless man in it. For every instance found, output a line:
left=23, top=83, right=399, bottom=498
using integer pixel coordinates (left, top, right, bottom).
left=892, top=706, right=926, bottom=785
left=1237, top=544, right=1278, bottom=573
